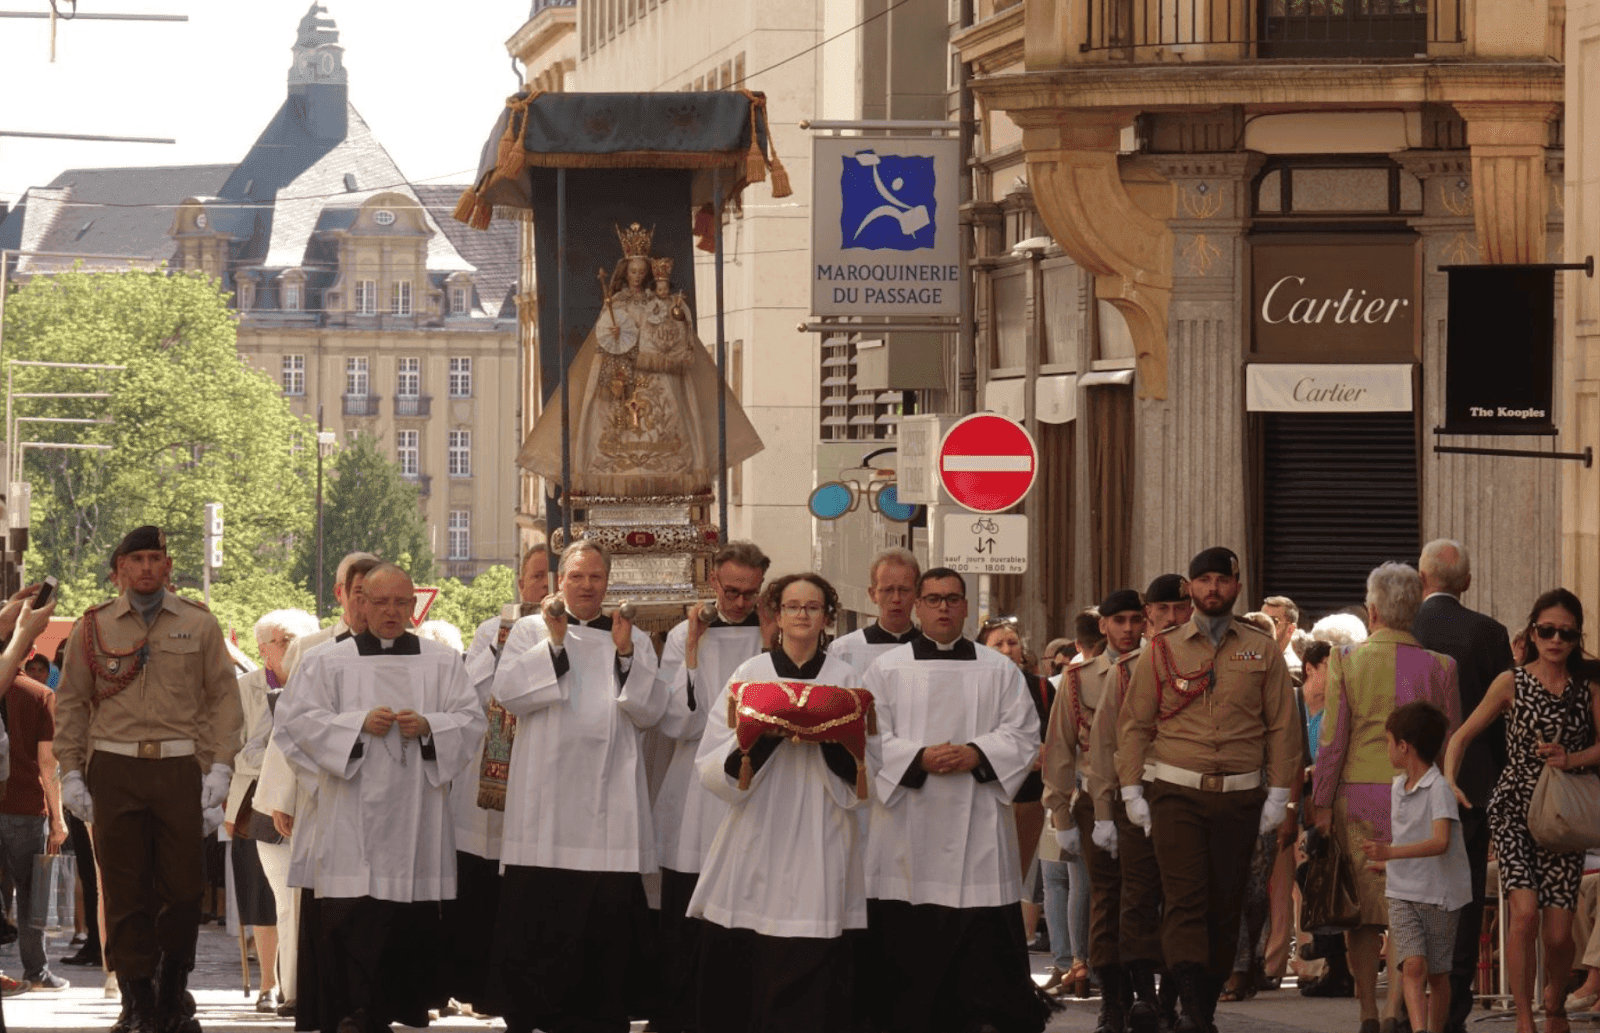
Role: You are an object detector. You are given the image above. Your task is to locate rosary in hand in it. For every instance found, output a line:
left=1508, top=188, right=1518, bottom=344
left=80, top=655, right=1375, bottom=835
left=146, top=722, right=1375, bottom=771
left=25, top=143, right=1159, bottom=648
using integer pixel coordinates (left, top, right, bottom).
left=366, top=707, right=430, bottom=766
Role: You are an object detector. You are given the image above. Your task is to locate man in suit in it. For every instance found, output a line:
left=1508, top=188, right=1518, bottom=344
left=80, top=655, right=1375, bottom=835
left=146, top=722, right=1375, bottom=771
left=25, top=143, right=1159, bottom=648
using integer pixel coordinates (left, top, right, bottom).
left=1412, top=538, right=1514, bottom=1033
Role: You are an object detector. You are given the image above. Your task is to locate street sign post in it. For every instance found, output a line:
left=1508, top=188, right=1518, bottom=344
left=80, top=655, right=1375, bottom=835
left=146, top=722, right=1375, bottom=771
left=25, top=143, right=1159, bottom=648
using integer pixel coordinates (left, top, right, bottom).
left=942, top=513, right=1027, bottom=575
left=936, top=413, right=1038, bottom=513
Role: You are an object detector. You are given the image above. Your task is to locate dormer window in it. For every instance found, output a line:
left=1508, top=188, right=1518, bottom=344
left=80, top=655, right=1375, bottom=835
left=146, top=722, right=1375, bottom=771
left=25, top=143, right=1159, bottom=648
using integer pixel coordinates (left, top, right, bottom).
left=238, top=281, right=255, bottom=310
left=374, top=209, right=396, bottom=226
left=451, top=286, right=468, bottom=314
left=284, top=283, right=302, bottom=312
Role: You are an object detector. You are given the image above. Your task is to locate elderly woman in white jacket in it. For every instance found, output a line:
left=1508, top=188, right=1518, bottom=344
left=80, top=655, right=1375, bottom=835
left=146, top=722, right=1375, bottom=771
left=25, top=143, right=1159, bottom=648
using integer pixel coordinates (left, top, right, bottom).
left=224, top=608, right=319, bottom=1013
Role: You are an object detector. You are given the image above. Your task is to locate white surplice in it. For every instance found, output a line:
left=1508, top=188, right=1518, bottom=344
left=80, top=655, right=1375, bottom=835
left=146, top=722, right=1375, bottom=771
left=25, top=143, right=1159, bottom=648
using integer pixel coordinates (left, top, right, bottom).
left=829, top=623, right=919, bottom=677
left=864, top=638, right=1040, bottom=909
left=653, top=615, right=764, bottom=874
left=687, top=651, right=876, bottom=938
left=276, top=632, right=486, bottom=902
left=262, top=625, right=351, bottom=888
left=449, top=613, right=512, bottom=861
left=491, top=613, right=666, bottom=872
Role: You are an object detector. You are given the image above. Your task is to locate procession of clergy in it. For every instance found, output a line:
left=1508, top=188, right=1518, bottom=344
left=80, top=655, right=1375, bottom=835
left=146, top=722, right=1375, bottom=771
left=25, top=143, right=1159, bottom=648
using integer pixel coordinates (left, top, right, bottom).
left=61, top=526, right=1292, bottom=1033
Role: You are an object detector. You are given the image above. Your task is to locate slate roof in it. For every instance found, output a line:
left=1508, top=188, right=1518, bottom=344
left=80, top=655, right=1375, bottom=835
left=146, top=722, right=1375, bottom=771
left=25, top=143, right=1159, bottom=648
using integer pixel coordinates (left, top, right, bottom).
left=1, top=165, right=233, bottom=272
left=415, top=184, right=521, bottom=320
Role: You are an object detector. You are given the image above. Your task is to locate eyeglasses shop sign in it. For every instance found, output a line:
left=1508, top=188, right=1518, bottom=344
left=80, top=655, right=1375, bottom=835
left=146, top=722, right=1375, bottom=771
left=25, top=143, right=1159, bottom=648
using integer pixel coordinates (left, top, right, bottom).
left=811, top=135, right=961, bottom=318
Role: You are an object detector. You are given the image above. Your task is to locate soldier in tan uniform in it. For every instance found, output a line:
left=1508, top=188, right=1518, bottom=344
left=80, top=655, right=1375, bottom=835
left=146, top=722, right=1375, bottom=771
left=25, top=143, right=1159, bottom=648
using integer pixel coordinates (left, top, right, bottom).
left=1116, top=548, right=1299, bottom=1033
left=1085, top=575, right=1191, bottom=1033
left=56, top=526, right=244, bottom=1033
left=1043, top=588, right=1145, bottom=1033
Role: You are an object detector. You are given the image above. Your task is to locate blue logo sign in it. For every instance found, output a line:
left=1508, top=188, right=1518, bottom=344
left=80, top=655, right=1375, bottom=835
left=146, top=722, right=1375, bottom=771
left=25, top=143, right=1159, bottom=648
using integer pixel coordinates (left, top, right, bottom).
left=839, top=150, right=937, bottom=252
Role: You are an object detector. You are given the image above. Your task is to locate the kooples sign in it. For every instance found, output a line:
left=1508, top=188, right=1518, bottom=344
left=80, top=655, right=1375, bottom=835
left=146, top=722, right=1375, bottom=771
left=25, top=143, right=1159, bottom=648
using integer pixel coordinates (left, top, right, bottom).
left=1250, top=237, right=1418, bottom=361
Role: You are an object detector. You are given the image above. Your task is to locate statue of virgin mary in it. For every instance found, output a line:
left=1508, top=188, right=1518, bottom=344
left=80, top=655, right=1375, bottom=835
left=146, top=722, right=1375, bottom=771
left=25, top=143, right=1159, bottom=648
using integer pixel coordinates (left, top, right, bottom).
left=518, top=222, right=763, bottom=498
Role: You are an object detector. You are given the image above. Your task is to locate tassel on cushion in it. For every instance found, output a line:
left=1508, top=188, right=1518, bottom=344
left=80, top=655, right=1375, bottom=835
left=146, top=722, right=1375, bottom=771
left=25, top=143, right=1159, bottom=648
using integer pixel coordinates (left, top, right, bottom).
left=855, top=759, right=868, bottom=801
left=738, top=752, right=753, bottom=791
left=866, top=701, right=878, bottom=736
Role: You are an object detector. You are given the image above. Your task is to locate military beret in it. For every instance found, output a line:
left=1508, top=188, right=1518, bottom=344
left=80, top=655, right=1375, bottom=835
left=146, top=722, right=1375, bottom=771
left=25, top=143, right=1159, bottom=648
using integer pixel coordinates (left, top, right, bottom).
left=1145, top=573, right=1188, bottom=604
left=1188, top=546, right=1240, bottom=581
left=110, top=525, right=167, bottom=568
left=1097, top=589, right=1143, bottom=617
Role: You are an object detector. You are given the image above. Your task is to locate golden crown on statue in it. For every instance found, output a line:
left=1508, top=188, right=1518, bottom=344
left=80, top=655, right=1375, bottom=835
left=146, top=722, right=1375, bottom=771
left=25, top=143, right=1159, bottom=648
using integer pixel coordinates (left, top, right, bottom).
left=616, top=222, right=655, bottom=259
left=650, top=256, right=674, bottom=279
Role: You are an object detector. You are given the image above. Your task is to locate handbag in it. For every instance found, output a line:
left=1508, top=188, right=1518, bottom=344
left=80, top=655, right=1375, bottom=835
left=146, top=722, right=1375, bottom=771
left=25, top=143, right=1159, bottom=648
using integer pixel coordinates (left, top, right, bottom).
left=1528, top=763, right=1600, bottom=853
left=28, top=853, right=77, bottom=931
left=1300, top=827, right=1361, bottom=930
left=233, top=779, right=285, bottom=845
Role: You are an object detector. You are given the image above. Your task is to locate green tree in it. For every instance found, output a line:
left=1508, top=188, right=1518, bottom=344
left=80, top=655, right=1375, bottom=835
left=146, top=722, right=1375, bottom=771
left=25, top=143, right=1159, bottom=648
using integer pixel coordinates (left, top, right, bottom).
left=6, top=268, right=317, bottom=599
left=293, top=434, right=434, bottom=605
left=426, top=563, right=516, bottom=639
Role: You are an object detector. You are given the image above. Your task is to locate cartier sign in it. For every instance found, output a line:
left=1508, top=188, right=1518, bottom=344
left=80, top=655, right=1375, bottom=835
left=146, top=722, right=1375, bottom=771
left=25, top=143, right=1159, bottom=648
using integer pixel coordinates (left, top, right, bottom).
left=1251, top=237, right=1418, bottom=361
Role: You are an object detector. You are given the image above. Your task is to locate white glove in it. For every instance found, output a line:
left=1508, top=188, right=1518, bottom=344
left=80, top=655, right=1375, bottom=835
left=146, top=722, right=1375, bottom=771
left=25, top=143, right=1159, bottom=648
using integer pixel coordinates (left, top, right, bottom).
left=1092, top=819, right=1120, bottom=859
left=1055, top=826, right=1081, bottom=858
left=62, top=771, right=93, bottom=824
left=1122, top=785, right=1152, bottom=835
left=1259, top=786, right=1291, bottom=835
left=202, top=805, right=226, bottom=838
left=200, top=763, right=232, bottom=810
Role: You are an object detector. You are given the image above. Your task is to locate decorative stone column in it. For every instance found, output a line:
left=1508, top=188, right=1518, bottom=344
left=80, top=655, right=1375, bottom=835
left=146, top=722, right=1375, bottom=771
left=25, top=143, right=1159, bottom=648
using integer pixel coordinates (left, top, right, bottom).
left=1453, top=100, right=1559, bottom=263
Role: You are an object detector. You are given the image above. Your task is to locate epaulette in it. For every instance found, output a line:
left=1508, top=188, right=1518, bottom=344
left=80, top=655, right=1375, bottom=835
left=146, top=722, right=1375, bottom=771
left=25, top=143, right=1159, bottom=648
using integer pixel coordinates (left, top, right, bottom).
left=1231, top=617, right=1273, bottom=640
left=176, top=595, right=211, bottom=612
left=1112, top=647, right=1143, bottom=666
left=85, top=599, right=115, bottom=614
left=1066, top=655, right=1094, bottom=672
left=1154, top=623, right=1183, bottom=637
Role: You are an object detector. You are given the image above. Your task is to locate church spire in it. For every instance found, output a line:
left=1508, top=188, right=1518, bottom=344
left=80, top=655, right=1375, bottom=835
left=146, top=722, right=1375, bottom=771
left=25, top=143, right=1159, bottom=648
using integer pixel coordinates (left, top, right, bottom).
left=289, top=2, right=347, bottom=87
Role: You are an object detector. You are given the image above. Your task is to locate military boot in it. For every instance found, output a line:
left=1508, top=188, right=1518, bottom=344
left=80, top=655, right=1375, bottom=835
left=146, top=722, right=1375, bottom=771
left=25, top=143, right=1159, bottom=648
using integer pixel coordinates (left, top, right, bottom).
left=1126, top=961, right=1161, bottom=1033
left=1157, top=968, right=1181, bottom=1032
left=155, top=956, right=200, bottom=1033
left=1094, top=966, right=1129, bottom=1033
left=120, top=977, right=159, bottom=1033
left=1171, top=963, right=1214, bottom=1033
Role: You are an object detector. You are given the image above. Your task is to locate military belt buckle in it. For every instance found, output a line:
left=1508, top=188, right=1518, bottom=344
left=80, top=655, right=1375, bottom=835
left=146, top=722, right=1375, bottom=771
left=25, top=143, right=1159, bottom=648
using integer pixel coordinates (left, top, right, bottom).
left=138, top=740, right=161, bottom=759
left=1200, top=773, right=1224, bottom=793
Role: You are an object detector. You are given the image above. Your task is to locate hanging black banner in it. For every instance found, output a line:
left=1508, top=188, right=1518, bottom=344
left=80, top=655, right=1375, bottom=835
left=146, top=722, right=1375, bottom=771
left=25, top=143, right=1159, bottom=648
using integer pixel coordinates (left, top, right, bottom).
left=1442, top=265, right=1557, bottom=436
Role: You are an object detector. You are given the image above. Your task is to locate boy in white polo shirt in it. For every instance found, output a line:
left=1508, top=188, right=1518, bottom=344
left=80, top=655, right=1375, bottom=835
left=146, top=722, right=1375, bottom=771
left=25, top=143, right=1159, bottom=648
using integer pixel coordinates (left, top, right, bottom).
left=1362, top=701, right=1472, bottom=1033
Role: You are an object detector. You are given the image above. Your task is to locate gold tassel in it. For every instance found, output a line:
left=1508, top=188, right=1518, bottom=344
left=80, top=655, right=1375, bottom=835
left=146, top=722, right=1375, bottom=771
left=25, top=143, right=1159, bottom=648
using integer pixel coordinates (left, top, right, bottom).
left=866, top=703, right=877, bottom=737
left=738, top=752, right=753, bottom=791
left=728, top=687, right=739, bottom=727
left=743, top=90, right=767, bottom=185
left=761, top=103, right=792, bottom=198
left=855, top=759, right=868, bottom=801
left=493, top=91, right=541, bottom=181
left=453, top=186, right=480, bottom=225
left=469, top=202, right=493, bottom=231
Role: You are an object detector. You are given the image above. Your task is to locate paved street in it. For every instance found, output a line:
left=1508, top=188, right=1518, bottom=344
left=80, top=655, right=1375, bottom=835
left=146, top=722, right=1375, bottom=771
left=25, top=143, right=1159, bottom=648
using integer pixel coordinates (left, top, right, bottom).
left=1, top=920, right=1563, bottom=1033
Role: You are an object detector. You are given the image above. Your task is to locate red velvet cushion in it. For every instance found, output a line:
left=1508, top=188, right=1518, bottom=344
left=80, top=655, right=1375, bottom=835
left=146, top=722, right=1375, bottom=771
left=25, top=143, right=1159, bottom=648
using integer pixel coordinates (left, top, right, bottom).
left=728, top=680, right=877, bottom=768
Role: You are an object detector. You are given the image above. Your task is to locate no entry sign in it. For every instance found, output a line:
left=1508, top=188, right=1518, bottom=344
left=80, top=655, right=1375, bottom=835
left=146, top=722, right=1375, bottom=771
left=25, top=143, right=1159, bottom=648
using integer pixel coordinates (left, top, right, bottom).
left=937, top=413, right=1037, bottom=513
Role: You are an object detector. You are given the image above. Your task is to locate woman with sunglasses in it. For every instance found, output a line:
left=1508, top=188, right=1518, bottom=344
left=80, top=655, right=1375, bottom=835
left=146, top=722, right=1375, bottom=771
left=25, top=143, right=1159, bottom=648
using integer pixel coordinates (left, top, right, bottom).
left=687, top=572, right=878, bottom=1033
left=1445, top=588, right=1600, bottom=1033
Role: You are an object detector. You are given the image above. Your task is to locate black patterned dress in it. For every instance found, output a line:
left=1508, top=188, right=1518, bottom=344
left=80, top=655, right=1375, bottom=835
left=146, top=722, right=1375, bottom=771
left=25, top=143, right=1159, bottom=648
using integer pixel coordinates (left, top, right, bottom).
left=1486, top=667, right=1596, bottom=910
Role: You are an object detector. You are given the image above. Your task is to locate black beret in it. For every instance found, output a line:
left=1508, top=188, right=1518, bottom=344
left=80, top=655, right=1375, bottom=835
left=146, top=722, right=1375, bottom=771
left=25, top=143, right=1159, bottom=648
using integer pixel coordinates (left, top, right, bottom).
left=1145, top=573, right=1188, bottom=604
left=110, top=525, right=167, bottom=568
left=1188, top=546, right=1240, bottom=581
left=1097, top=589, right=1143, bottom=617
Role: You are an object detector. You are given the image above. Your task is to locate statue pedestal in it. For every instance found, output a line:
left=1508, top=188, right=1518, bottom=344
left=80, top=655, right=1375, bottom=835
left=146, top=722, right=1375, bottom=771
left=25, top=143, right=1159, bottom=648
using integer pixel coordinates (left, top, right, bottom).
left=551, top=493, right=720, bottom=633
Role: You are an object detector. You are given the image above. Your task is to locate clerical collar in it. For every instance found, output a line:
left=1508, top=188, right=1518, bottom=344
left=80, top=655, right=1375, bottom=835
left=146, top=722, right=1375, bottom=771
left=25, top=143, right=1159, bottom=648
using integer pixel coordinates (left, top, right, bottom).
left=1199, top=614, right=1232, bottom=646
left=131, top=588, right=165, bottom=626
left=354, top=630, right=421, bottom=655
left=911, top=635, right=977, bottom=661
left=864, top=622, right=918, bottom=645
left=709, top=610, right=761, bottom=629
left=771, top=645, right=827, bottom=679
left=569, top=613, right=613, bottom=632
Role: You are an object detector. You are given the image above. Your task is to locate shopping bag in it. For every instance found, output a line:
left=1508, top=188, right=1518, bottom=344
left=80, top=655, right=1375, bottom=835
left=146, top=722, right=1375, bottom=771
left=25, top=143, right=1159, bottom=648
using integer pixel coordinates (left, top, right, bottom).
left=28, top=853, right=77, bottom=931
left=1528, top=764, right=1600, bottom=853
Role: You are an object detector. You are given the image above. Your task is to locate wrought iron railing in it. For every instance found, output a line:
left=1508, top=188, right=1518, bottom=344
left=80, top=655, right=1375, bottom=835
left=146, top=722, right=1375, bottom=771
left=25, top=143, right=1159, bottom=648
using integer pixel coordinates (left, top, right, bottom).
left=1081, top=0, right=1463, bottom=58
left=342, top=393, right=380, bottom=417
left=529, top=0, right=575, bottom=16
left=394, top=394, right=432, bottom=418
left=403, top=472, right=432, bottom=497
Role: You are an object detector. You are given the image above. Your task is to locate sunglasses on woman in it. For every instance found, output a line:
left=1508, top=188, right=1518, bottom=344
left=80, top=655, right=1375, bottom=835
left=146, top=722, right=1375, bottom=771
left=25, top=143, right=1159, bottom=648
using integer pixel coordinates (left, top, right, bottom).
left=1533, top=623, right=1580, bottom=643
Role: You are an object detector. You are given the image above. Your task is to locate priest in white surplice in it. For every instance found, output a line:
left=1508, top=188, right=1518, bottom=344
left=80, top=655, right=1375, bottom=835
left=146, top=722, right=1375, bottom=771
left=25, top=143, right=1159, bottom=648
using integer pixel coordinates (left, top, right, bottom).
left=277, top=564, right=486, bottom=1033
left=828, top=546, right=921, bottom=675
left=863, top=567, right=1050, bottom=1033
left=487, top=540, right=666, bottom=1033
left=688, top=572, right=878, bottom=1033
left=649, top=540, right=771, bottom=1033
